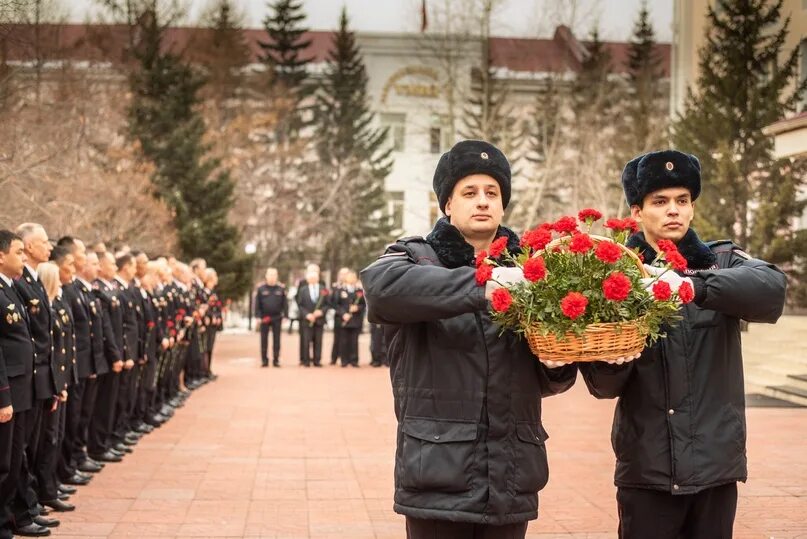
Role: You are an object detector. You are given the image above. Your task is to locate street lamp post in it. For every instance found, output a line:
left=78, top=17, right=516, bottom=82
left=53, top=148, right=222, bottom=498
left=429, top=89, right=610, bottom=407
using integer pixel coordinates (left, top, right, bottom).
left=245, top=242, right=257, bottom=331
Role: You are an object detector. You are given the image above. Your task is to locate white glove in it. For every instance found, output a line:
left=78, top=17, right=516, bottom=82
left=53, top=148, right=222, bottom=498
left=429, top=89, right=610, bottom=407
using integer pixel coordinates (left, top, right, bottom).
left=491, top=266, right=526, bottom=287
left=540, top=353, right=640, bottom=369
left=641, top=264, right=692, bottom=293
left=485, top=267, right=526, bottom=299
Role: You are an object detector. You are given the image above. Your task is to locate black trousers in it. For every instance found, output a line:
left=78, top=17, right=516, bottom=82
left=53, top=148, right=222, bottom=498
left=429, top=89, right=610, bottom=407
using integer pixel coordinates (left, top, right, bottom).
left=206, top=328, right=218, bottom=374
left=617, top=483, right=738, bottom=539
left=33, top=402, right=61, bottom=502
left=259, top=318, right=282, bottom=365
left=370, top=323, right=387, bottom=366
left=0, top=407, right=30, bottom=534
left=330, top=323, right=342, bottom=363
left=14, top=399, right=48, bottom=526
left=76, top=376, right=98, bottom=463
left=300, top=323, right=323, bottom=366
left=62, top=378, right=85, bottom=479
left=405, top=517, right=528, bottom=539
left=88, top=370, right=120, bottom=456
left=340, top=327, right=360, bottom=366
left=113, top=367, right=135, bottom=442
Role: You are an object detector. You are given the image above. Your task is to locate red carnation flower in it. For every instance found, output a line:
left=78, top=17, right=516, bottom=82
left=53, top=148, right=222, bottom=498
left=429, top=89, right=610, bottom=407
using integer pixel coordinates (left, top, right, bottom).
left=356, top=290, right=364, bottom=298
left=602, top=272, right=632, bottom=302
left=569, top=233, right=594, bottom=254
left=678, top=281, right=694, bottom=304
left=491, top=288, right=513, bottom=312
left=262, top=316, right=271, bottom=324
left=147, top=321, right=156, bottom=329
left=521, top=227, right=552, bottom=252
left=578, top=208, right=603, bottom=223
left=622, top=218, right=639, bottom=233
left=475, top=264, right=493, bottom=286
left=656, top=239, right=677, bottom=253
left=652, top=280, right=672, bottom=301
left=475, top=250, right=488, bottom=268
left=322, top=289, right=330, bottom=296
left=560, top=292, right=588, bottom=319
left=595, top=241, right=623, bottom=264
left=523, top=257, right=547, bottom=282
left=178, top=308, right=186, bottom=316
left=169, top=329, right=177, bottom=337
left=666, top=251, right=688, bottom=271
left=489, top=237, right=508, bottom=258
left=605, top=217, right=639, bottom=233
left=552, top=216, right=578, bottom=235
left=166, top=320, right=175, bottom=328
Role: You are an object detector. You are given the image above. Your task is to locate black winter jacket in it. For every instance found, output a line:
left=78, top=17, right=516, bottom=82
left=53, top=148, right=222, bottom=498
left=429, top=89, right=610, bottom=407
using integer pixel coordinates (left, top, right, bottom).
left=579, top=230, right=787, bottom=495
left=361, top=218, right=577, bottom=525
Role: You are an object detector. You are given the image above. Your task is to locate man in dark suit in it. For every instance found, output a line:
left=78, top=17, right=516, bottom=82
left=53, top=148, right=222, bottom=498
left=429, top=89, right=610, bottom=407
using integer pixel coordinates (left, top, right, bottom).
left=295, top=268, right=327, bottom=368
left=0, top=230, right=39, bottom=539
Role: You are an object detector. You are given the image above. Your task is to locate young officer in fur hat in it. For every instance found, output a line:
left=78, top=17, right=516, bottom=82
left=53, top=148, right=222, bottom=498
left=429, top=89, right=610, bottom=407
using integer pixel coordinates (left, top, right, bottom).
left=361, top=140, right=577, bottom=538
left=578, top=150, right=787, bottom=538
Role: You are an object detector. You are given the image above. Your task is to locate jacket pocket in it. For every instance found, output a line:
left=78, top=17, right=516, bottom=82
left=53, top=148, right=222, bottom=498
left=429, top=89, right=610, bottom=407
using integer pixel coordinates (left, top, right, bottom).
left=399, top=417, right=478, bottom=493
left=512, top=422, right=549, bottom=494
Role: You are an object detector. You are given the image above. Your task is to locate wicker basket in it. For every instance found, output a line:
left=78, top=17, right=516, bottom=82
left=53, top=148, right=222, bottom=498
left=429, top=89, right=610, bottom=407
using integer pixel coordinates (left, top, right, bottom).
left=524, top=235, right=650, bottom=363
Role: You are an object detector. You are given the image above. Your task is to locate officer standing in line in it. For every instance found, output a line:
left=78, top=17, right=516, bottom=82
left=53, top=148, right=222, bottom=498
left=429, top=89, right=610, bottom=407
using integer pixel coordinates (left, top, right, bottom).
left=328, top=268, right=348, bottom=366
left=255, top=268, right=287, bottom=368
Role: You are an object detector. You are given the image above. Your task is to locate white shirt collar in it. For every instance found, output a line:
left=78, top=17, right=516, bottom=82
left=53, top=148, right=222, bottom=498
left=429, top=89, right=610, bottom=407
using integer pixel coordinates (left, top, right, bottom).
left=25, top=264, right=38, bottom=281
left=77, top=276, right=92, bottom=289
left=0, top=273, right=12, bottom=287
left=114, top=275, right=129, bottom=289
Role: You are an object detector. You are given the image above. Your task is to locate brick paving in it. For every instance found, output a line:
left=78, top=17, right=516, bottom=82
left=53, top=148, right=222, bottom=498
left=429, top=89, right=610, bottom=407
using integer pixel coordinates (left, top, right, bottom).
left=53, top=330, right=807, bottom=538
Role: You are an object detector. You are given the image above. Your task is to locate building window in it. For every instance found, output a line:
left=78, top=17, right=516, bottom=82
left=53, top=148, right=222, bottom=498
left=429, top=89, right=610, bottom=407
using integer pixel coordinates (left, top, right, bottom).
left=380, top=113, right=406, bottom=152
left=801, top=39, right=807, bottom=110
left=430, top=127, right=442, bottom=154
left=388, top=191, right=405, bottom=231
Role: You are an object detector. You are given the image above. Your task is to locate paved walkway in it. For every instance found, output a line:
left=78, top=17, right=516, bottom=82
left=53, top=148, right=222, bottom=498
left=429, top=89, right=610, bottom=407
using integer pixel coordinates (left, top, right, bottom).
left=54, top=330, right=807, bottom=538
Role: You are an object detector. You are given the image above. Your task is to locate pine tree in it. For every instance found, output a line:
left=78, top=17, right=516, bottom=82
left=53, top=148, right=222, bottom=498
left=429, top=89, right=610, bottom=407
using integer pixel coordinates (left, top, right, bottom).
left=672, top=0, right=807, bottom=303
left=258, top=0, right=312, bottom=135
left=193, top=0, right=251, bottom=122
left=567, top=28, right=625, bottom=213
left=313, top=7, right=393, bottom=275
left=128, top=8, right=251, bottom=299
left=618, top=1, right=667, bottom=162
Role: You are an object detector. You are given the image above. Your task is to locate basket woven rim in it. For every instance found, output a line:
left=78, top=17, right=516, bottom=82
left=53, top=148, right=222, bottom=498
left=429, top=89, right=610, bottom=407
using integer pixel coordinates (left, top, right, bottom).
left=538, top=234, right=649, bottom=278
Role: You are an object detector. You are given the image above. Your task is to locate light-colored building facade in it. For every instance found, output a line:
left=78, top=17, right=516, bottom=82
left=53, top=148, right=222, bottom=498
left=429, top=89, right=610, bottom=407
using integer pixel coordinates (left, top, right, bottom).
left=3, top=23, right=670, bottom=238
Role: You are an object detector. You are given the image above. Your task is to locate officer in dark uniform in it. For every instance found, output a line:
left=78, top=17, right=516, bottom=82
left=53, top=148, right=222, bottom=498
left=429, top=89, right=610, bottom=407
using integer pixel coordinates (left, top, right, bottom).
left=88, top=251, right=126, bottom=464
left=55, top=237, right=105, bottom=483
left=333, top=270, right=365, bottom=367
left=34, top=257, right=75, bottom=512
left=0, top=230, right=38, bottom=539
left=110, top=254, right=140, bottom=453
left=13, top=223, right=61, bottom=529
left=69, top=250, right=109, bottom=473
left=328, top=268, right=348, bottom=366
left=255, top=268, right=287, bottom=368
left=203, top=269, right=221, bottom=379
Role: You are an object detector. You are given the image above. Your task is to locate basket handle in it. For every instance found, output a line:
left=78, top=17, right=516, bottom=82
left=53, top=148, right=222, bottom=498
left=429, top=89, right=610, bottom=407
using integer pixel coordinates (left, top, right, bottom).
left=540, top=234, right=649, bottom=278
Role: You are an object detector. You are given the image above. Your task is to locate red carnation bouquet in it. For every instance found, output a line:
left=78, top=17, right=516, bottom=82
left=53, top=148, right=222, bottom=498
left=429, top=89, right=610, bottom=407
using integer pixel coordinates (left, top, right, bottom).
left=477, top=209, right=693, bottom=362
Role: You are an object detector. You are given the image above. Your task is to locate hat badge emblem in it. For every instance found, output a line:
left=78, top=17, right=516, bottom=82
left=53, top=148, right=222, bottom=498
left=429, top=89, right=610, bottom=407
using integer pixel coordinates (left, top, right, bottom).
left=665, top=162, right=674, bottom=171
left=480, top=152, right=489, bottom=160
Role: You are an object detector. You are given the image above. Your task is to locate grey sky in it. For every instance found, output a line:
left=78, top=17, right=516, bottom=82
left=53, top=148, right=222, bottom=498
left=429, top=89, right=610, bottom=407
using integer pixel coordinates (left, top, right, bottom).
left=66, top=0, right=673, bottom=43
